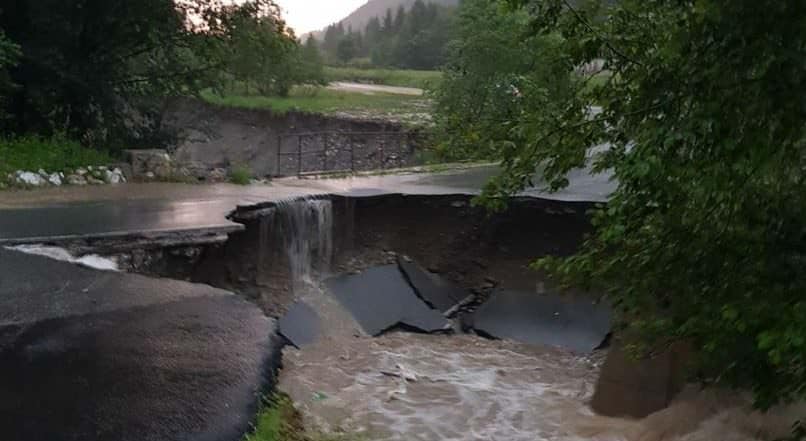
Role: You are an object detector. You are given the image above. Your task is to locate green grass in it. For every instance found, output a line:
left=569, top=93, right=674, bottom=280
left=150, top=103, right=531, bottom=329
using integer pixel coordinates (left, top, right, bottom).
left=245, top=395, right=304, bottom=441
left=323, top=66, right=442, bottom=90
left=0, top=135, right=114, bottom=183
left=202, top=86, right=431, bottom=122
left=245, top=395, right=364, bottom=441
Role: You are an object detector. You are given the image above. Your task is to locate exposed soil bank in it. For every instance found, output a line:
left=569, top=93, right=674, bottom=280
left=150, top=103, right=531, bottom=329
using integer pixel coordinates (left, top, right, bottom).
left=163, top=98, right=423, bottom=178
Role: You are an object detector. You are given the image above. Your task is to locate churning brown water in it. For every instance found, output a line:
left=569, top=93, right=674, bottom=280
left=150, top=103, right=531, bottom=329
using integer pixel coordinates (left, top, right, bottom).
left=279, top=331, right=803, bottom=441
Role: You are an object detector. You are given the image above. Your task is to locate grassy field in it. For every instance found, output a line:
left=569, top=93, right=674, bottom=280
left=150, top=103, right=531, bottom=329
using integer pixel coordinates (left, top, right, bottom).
left=324, top=66, right=442, bottom=90
left=0, top=136, right=113, bottom=182
left=202, top=86, right=432, bottom=125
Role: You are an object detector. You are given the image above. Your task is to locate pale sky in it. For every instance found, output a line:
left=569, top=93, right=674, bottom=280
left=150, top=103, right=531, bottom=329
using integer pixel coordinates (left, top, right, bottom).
left=275, top=0, right=368, bottom=34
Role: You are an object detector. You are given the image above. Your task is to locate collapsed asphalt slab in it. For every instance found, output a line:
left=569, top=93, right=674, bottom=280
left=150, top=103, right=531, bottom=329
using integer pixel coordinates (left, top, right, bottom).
left=473, top=290, right=611, bottom=353
left=279, top=301, right=322, bottom=348
left=325, top=264, right=449, bottom=336
left=0, top=248, right=281, bottom=441
left=398, top=260, right=469, bottom=313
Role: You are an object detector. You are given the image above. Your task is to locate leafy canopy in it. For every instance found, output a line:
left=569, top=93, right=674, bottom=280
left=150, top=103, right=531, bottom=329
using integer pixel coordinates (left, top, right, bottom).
left=438, top=0, right=806, bottom=410
left=0, top=0, right=316, bottom=146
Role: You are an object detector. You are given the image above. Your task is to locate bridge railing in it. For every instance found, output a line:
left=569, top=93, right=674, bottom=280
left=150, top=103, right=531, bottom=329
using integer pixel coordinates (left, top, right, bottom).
left=275, top=131, right=418, bottom=177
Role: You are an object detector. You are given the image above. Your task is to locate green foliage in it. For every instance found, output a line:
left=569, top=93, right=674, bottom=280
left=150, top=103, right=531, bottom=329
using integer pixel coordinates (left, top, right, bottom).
left=323, top=67, right=441, bottom=89
left=229, top=165, right=253, bottom=185
left=299, top=37, right=327, bottom=87
left=449, top=0, right=806, bottom=413
left=0, top=0, right=310, bottom=146
left=0, top=135, right=113, bottom=181
left=336, top=38, right=358, bottom=64
left=433, top=0, right=574, bottom=161
left=0, top=31, right=19, bottom=122
left=319, top=0, right=455, bottom=70
left=221, top=1, right=301, bottom=97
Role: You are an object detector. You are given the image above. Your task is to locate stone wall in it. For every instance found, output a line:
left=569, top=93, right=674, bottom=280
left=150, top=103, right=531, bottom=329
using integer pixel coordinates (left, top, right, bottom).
left=162, top=98, right=423, bottom=179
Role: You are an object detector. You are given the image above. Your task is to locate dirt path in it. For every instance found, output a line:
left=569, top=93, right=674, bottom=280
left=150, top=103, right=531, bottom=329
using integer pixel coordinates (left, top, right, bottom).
left=327, top=82, right=425, bottom=96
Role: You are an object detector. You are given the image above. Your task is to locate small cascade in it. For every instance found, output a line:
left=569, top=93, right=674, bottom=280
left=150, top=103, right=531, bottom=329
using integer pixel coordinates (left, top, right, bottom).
left=257, top=197, right=334, bottom=293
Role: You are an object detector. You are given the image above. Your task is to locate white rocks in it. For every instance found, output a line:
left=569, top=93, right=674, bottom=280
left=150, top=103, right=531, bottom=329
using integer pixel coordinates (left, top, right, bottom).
left=103, top=168, right=126, bottom=184
left=4, top=165, right=127, bottom=189
left=47, top=172, right=63, bottom=186
left=15, top=171, right=46, bottom=187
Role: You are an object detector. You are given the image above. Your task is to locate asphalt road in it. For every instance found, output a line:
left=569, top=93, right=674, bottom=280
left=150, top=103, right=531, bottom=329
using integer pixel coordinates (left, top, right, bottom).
left=0, top=164, right=615, bottom=244
left=0, top=248, right=281, bottom=441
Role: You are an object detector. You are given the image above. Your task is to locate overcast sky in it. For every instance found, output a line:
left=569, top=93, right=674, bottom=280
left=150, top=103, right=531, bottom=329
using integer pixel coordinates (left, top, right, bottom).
left=275, top=0, right=367, bottom=34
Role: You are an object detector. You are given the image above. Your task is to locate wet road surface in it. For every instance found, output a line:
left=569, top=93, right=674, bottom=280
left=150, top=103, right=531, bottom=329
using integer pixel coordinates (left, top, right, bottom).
left=0, top=164, right=615, bottom=244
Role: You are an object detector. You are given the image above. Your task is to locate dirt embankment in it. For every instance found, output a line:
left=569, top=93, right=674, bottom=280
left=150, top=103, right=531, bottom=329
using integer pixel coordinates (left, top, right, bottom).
left=162, top=98, right=423, bottom=178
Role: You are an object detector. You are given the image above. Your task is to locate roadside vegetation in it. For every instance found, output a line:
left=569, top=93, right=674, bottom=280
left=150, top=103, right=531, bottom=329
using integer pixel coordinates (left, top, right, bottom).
left=245, top=395, right=363, bottom=441
left=0, top=0, right=325, bottom=178
left=0, top=136, right=113, bottom=185
left=323, top=67, right=441, bottom=89
left=229, top=165, right=253, bottom=186
left=433, top=0, right=806, bottom=434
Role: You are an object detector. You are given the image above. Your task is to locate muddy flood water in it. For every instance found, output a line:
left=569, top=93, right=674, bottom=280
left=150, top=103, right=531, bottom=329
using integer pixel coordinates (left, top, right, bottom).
left=266, top=197, right=803, bottom=441
left=279, top=287, right=803, bottom=441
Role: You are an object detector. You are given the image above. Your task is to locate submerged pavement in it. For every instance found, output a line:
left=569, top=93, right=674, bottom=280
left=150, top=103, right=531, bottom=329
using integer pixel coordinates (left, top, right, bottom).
left=0, top=164, right=614, bottom=244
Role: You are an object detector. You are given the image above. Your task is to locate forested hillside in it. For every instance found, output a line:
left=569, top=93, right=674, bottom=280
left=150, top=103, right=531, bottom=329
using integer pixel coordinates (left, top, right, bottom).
left=314, top=0, right=456, bottom=69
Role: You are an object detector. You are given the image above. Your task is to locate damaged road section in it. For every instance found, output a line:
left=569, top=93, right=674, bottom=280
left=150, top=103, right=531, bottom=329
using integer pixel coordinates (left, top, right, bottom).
left=325, top=264, right=451, bottom=336
left=279, top=301, right=323, bottom=348
left=473, top=289, right=612, bottom=353
left=398, top=259, right=470, bottom=313
left=0, top=248, right=281, bottom=441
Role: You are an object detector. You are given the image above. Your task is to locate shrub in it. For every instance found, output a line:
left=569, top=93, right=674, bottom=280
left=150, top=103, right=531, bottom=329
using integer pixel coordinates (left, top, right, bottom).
left=229, top=165, right=252, bottom=185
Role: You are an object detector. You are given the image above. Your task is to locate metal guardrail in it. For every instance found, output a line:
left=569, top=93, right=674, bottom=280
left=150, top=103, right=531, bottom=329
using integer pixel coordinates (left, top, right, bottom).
left=276, top=131, right=413, bottom=177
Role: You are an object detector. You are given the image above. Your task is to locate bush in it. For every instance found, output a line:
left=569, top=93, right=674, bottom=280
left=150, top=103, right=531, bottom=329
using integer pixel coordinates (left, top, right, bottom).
left=0, top=135, right=113, bottom=180
left=229, top=165, right=252, bottom=185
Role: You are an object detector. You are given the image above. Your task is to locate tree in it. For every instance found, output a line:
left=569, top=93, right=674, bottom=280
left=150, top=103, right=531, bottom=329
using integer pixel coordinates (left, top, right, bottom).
left=382, top=8, right=394, bottom=35
left=434, top=0, right=571, bottom=159
left=0, top=31, right=20, bottom=124
left=336, top=36, right=357, bottom=64
left=300, top=35, right=325, bottom=83
left=395, top=0, right=452, bottom=69
left=393, top=5, right=406, bottom=32
left=442, top=0, right=806, bottom=416
left=0, top=0, right=295, bottom=146
left=224, top=0, right=299, bottom=96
